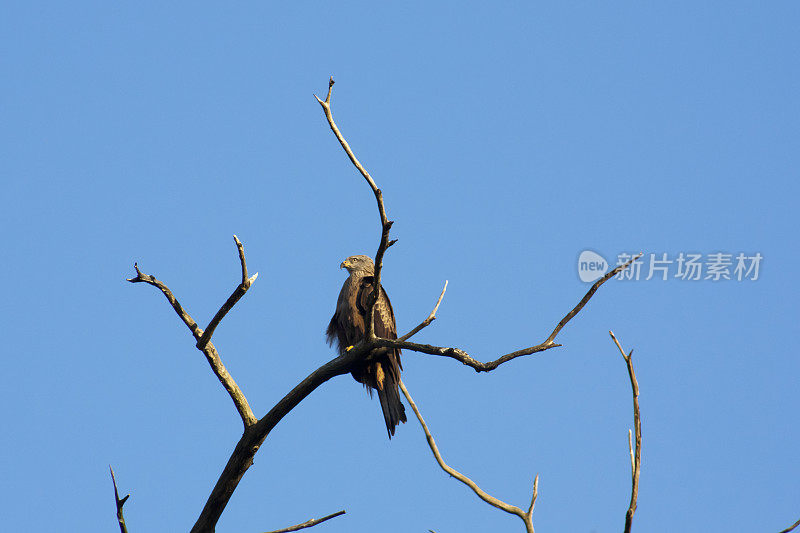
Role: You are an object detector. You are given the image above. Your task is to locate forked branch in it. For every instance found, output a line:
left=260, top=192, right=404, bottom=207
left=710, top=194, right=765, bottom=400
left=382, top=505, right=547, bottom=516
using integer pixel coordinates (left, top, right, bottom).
left=109, top=466, right=130, bottom=533
left=190, top=345, right=368, bottom=532
left=197, top=235, right=259, bottom=351
left=610, top=331, right=641, bottom=533
left=127, top=236, right=257, bottom=428
left=400, top=380, right=538, bottom=533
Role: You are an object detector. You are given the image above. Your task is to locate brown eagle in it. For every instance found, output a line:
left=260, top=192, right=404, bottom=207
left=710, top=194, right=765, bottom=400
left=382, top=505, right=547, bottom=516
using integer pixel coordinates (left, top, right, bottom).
left=327, top=255, right=407, bottom=438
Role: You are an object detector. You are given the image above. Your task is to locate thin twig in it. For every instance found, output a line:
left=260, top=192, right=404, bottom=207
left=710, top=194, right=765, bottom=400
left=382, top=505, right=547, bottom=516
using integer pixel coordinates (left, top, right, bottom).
left=128, top=252, right=257, bottom=428
left=263, top=510, right=346, bottom=533
left=545, top=254, right=642, bottom=345
left=779, top=517, right=800, bottom=533
left=197, top=235, right=259, bottom=350
left=400, top=379, right=536, bottom=533
left=609, top=331, right=641, bottom=533
left=398, top=280, right=448, bottom=342
left=127, top=262, right=201, bottom=335
left=375, top=255, right=642, bottom=372
left=109, top=466, right=130, bottom=533
left=526, top=474, right=539, bottom=516
left=315, top=77, right=394, bottom=341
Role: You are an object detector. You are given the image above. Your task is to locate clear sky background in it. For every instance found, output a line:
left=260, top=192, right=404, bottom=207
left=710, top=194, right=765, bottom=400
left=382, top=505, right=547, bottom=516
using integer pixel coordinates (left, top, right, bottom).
left=2, top=2, right=798, bottom=532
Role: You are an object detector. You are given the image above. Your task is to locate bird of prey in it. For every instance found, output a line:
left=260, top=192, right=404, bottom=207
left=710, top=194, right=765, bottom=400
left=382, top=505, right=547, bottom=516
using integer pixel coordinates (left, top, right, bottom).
left=327, top=255, right=407, bottom=438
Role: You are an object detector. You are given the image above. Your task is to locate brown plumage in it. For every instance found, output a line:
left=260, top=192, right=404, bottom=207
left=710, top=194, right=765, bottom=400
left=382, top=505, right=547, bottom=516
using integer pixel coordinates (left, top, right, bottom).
left=326, top=255, right=407, bottom=438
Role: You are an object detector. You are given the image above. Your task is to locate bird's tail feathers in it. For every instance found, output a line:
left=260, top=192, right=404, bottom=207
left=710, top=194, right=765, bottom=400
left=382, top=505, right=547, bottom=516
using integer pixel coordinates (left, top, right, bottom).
left=378, top=378, right=407, bottom=439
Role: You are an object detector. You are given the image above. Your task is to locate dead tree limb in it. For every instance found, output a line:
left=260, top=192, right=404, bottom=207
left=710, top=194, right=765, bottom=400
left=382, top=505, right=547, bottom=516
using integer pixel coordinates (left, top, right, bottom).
left=197, top=235, right=259, bottom=351
left=779, top=517, right=800, bottom=533
left=398, top=280, right=448, bottom=342
left=109, top=465, right=130, bottom=533
left=315, top=76, right=395, bottom=342
left=188, top=348, right=367, bottom=532
left=399, top=380, right=538, bottom=533
left=263, top=510, right=346, bottom=533
left=375, top=255, right=642, bottom=372
left=127, top=236, right=258, bottom=428
left=610, top=331, right=641, bottom=533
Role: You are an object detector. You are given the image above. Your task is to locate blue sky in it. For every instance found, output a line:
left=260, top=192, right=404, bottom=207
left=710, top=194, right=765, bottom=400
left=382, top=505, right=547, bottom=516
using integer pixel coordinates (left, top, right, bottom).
left=2, top=2, right=798, bottom=532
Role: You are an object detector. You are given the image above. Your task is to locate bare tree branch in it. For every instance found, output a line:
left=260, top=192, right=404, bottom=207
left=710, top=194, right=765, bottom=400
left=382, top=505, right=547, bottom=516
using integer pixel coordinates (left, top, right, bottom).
left=398, top=280, right=448, bottom=342
left=375, top=255, right=642, bottom=372
left=263, top=510, right=346, bottom=533
left=779, top=517, right=800, bottom=533
left=609, top=331, right=641, bottom=533
left=399, top=379, right=537, bottom=533
left=197, top=235, right=259, bottom=351
left=190, top=342, right=376, bottom=532
left=526, top=474, right=539, bottom=517
left=109, top=465, right=130, bottom=533
left=127, top=240, right=257, bottom=428
left=545, top=256, right=639, bottom=344
left=315, top=77, right=395, bottom=342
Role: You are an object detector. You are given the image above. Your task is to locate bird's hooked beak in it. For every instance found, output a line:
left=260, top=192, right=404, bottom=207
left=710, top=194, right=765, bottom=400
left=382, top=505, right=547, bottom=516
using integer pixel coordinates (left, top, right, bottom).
left=340, top=259, right=351, bottom=270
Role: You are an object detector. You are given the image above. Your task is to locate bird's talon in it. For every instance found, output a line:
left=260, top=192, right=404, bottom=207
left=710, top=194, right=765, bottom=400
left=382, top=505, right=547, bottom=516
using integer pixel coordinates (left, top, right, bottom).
left=345, top=345, right=354, bottom=352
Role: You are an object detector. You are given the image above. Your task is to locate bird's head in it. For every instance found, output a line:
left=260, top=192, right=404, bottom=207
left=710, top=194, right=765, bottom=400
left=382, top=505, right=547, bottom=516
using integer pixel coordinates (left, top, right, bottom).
left=340, top=255, right=375, bottom=275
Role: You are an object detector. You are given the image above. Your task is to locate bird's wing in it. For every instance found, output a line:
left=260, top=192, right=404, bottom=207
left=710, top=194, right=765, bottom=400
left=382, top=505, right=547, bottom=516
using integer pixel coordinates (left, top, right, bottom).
left=356, top=277, right=396, bottom=340
left=357, top=277, right=402, bottom=374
